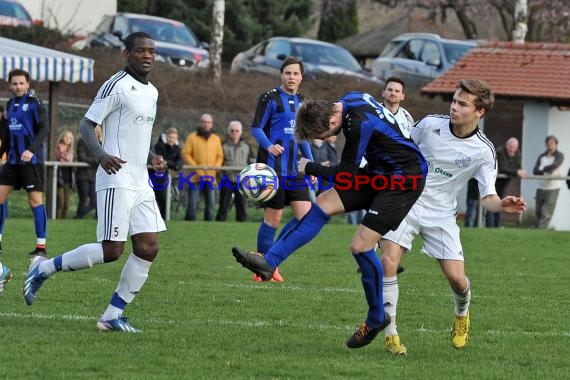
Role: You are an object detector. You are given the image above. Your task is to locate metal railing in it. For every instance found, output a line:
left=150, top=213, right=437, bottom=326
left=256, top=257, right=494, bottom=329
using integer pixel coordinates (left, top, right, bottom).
left=40, top=162, right=570, bottom=223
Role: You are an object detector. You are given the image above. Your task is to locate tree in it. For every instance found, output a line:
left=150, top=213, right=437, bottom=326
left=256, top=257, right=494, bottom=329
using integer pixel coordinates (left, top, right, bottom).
left=372, top=0, right=569, bottom=42
left=210, top=0, right=225, bottom=84
left=119, top=0, right=315, bottom=63
left=317, top=0, right=359, bottom=42
left=511, top=0, right=528, bottom=42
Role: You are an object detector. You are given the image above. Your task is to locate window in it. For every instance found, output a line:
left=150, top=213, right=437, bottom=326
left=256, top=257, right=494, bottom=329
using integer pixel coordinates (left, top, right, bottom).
left=265, top=40, right=291, bottom=60
left=420, top=41, right=441, bottom=66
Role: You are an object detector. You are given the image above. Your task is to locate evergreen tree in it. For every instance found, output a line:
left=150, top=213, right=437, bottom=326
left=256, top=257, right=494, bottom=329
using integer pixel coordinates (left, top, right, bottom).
left=317, top=0, right=358, bottom=42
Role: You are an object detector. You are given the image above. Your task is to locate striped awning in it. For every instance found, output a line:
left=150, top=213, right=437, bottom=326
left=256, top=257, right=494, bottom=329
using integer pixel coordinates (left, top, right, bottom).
left=0, top=36, right=94, bottom=83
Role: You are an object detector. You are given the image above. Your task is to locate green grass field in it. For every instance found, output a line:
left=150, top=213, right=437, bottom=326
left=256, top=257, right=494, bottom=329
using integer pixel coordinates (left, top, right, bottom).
left=1, top=218, right=569, bottom=379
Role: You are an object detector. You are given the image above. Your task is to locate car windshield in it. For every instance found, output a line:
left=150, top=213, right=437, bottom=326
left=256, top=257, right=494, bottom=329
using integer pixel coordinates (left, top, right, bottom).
left=443, top=42, right=474, bottom=64
left=128, top=18, right=200, bottom=47
left=293, top=42, right=362, bottom=72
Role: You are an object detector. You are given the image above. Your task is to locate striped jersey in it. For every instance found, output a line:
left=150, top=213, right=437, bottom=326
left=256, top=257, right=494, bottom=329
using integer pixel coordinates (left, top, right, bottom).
left=251, top=86, right=310, bottom=176
left=5, top=93, right=49, bottom=164
left=410, top=115, right=497, bottom=214
left=85, top=68, right=158, bottom=191
left=339, top=91, right=426, bottom=178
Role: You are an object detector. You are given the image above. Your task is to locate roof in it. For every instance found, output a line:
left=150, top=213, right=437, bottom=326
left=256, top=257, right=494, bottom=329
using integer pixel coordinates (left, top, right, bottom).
left=422, top=41, right=570, bottom=104
left=0, top=36, right=94, bottom=83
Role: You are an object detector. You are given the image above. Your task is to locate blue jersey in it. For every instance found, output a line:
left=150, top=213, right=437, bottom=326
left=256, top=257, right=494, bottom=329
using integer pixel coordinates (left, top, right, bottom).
left=251, top=86, right=313, bottom=176
left=338, top=91, right=426, bottom=177
left=4, top=93, right=49, bottom=164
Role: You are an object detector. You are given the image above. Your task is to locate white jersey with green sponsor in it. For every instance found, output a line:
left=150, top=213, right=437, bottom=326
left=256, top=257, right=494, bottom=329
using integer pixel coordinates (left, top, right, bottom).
left=411, top=114, right=497, bottom=215
left=85, top=69, right=158, bottom=191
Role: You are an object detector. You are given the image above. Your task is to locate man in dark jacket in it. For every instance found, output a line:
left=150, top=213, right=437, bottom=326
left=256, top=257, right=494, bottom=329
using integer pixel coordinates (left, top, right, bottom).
left=152, top=127, right=183, bottom=219
left=74, top=126, right=102, bottom=219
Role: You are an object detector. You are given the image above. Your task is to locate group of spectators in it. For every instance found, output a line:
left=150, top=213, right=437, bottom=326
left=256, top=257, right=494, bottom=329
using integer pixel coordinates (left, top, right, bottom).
left=465, top=134, right=565, bottom=229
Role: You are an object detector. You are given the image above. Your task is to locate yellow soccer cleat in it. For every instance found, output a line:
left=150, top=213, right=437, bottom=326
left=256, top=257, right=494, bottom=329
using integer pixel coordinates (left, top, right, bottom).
left=451, top=311, right=470, bottom=348
left=386, top=335, right=407, bottom=355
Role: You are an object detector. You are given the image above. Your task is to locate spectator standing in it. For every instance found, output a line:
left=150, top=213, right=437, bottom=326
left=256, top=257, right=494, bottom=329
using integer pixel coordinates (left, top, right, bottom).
left=216, top=121, right=255, bottom=222
left=309, top=136, right=338, bottom=199
left=55, top=131, right=75, bottom=219
left=152, top=127, right=183, bottom=219
left=533, top=135, right=564, bottom=229
left=464, top=178, right=480, bottom=227
left=182, top=113, right=223, bottom=221
left=486, top=137, right=526, bottom=227
left=74, top=126, right=102, bottom=219
left=0, top=69, right=49, bottom=256
left=249, top=56, right=315, bottom=282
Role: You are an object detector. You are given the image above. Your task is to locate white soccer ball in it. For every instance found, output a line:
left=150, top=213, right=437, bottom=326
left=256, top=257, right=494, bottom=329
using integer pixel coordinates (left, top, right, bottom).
left=238, top=163, right=279, bottom=204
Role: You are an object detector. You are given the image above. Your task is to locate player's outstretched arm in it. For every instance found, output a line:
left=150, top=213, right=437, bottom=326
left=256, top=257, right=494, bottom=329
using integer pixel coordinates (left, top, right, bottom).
left=482, top=194, right=526, bottom=214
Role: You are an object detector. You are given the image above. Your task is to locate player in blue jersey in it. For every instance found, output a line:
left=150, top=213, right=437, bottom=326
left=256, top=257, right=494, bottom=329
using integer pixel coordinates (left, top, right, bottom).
left=249, top=56, right=314, bottom=282
left=0, top=69, right=49, bottom=256
left=233, top=92, right=427, bottom=348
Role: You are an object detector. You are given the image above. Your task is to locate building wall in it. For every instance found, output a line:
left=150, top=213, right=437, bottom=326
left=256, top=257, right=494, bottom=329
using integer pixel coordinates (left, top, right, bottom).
left=521, top=102, right=570, bottom=230
left=20, top=0, right=117, bottom=35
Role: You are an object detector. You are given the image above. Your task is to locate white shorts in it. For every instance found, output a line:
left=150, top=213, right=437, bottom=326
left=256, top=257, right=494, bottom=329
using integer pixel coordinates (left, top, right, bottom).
left=96, top=188, right=166, bottom=242
left=383, top=203, right=464, bottom=261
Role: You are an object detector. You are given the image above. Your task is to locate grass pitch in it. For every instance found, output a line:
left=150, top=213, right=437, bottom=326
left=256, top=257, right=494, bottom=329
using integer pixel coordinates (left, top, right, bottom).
left=0, top=218, right=569, bottom=379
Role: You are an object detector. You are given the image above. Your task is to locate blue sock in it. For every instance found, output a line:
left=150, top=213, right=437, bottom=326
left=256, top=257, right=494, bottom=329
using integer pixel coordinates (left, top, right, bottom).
left=276, top=217, right=298, bottom=241
left=110, top=292, right=127, bottom=311
left=0, top=203, right=6, bottom=234
left=257, top=221, right=277, bottom=253
left=32, top=204, right=47, bottom=239
left=353, top=249, right=385, bottom=328
left=264, top=204, right=330, bottom=268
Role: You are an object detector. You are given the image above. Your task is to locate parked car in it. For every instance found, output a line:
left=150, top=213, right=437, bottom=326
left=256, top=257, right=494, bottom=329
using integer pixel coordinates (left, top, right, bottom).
left=372, top=33, right=477, bottom=87
left=231, top=37, right=380, bottom=84
left=0, top=0, right=40, bottom=27
left=85, top=13, right=209, bottom=70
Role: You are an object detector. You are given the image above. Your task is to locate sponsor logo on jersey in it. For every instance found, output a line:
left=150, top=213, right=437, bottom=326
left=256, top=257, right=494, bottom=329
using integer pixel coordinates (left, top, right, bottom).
left=133, top=114, right=155, bottom=125
left=434, top=167, right=453, bottom=178
left=455, top=153, right=471, bottom=168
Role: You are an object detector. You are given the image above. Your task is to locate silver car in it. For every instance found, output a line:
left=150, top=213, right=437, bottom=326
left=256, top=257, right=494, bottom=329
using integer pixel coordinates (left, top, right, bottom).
left=372, top=33, right=476, bottom=87
left=231, top=36, right=380, bottom=84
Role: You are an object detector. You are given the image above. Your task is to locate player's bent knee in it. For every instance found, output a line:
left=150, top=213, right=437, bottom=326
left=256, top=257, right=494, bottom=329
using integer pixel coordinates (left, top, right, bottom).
left=102, top=242, right=124, bottom=262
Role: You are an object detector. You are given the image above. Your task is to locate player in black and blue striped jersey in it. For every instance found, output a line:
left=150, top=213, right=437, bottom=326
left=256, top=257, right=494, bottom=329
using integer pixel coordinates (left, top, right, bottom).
left=249, top=56, right=314, bottom=282
left=0, top=69, right=49, bottom=256
left=233, top=91, right=427, bottom=348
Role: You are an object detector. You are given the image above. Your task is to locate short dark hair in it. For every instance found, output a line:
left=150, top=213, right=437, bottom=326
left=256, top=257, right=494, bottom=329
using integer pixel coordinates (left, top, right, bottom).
left=124, top=32, right=153, bottom=51
left=295, top=99, right=336, bottom=140
left=8, top=69, right=30, bottom=83
left=280, top=56, right=304, bottom=75
left=384, top=77, right=406, bottom=92
left=456, top=79, right=494, bottom=114
left=545, top=135, right=558, bottom=144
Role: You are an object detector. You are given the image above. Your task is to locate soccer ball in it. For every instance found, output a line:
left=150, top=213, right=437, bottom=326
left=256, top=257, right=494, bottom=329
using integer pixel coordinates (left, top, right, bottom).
left=238, top=163, right=279, bottom=203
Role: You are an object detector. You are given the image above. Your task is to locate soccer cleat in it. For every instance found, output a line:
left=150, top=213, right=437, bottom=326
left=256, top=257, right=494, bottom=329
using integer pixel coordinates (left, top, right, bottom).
left=29, top=247, right=47, bottom=257
left=232, top=246, right=274, bottom=281
left=346, top=314, right=391, bottom=348
left=0, top=264, right=13, bottom=296
left=451, top=311, right=470, bottom=348
left=23, top=255, right=49, bottom=305
left=252, top=267, right=285, bottom=282
left=386, top=335, right=407, bottom=355
left=97, top=316, right=142, bottom=333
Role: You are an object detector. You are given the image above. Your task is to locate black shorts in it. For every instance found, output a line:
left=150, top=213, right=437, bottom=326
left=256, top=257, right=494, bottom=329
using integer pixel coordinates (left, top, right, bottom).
left=262, top=175, right=311, bottom=209
left=0, top=163, right=45, bottom=192
left=336, top=171, right=425, bottom=235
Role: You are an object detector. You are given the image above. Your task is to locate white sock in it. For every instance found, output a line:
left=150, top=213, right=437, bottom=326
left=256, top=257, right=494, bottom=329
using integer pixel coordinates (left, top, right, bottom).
left=100, top=254, right=151, bottom=321
left=383, top=276, right=399, bottom=336
left=39, top=243, right=104, bottom=276
left=453, top=277, right=471, bottom=317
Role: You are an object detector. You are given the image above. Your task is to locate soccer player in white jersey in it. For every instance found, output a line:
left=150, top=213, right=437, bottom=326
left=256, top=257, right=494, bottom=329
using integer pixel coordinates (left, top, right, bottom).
left=380, top=79, right=526, bottom=354
left=23, top=32, right=167, bottom=333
